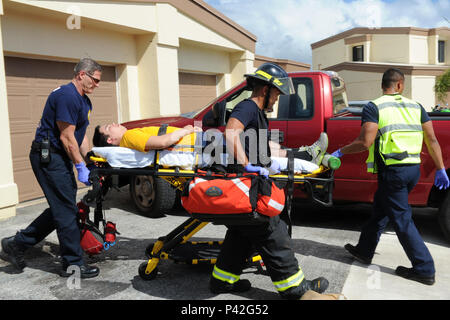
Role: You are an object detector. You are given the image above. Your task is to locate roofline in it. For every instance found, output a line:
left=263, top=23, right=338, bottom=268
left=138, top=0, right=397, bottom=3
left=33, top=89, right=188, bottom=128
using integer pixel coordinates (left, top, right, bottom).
left=324, top=61, right=449, bottom=76
left=107, top=0, right=257, bottom=52
left=255, top=54, right=311, bottom=69
left=311, top=26, right=450, bottom=50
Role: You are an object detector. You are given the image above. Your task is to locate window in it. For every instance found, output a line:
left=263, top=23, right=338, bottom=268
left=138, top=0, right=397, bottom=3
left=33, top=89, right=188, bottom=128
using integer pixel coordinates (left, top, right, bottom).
left=438, top=40, right=445, bottom=63
left=267, top=77, right=314, bottom=120
left=352, top=45, right=364, bottom=62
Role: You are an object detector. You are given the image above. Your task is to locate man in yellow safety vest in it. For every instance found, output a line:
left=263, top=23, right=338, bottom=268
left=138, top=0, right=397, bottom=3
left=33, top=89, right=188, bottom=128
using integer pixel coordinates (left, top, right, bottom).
left=331, top=68, right=449, bottom=285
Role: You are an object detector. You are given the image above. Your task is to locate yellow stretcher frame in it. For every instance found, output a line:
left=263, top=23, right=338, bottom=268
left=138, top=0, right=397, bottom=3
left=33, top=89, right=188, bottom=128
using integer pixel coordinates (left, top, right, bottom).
left=88, top=155, right=335, bottom=280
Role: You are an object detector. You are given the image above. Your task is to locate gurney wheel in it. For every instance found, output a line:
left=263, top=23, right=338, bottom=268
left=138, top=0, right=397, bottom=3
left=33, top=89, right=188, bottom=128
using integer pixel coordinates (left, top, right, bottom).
left=138, top=261, right=158, bottom=281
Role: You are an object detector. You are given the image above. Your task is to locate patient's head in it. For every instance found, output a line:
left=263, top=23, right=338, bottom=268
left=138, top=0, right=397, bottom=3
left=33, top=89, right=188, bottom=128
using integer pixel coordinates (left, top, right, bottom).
left=93, top=123, right=127, bottom=147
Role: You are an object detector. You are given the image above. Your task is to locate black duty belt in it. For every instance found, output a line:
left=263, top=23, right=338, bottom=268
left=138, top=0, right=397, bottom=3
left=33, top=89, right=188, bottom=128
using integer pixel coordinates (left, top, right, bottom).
left=31, top=140, right=64, bottom=154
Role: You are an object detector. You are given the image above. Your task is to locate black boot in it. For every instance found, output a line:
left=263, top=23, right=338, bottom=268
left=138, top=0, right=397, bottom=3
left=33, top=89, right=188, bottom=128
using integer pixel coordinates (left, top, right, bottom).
left=395, top=266, right=435, bottom=285
left=60, top=264, right=100, bottom=279
left=279, top=277, right=329, bottom=300
left=300, top=277, right=329, bottom=293
left=344, top=243, right=372, bottom=265
left=1, top=236, right=27, bottom=271
left=209, top=277, right=251, bottom=294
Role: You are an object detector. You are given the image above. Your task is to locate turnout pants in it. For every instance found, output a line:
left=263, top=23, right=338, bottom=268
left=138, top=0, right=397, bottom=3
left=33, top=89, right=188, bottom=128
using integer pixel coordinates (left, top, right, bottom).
left=212, top=215, right=305, bottom=298
left=356, top=164, right=435, bottom=276
left=14, top=150, right=84, bottom=267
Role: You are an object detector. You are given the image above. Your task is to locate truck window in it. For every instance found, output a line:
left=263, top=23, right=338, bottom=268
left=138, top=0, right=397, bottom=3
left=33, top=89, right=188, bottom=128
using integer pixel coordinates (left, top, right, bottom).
left=331, top=76, right=349, bottom=114
left=225, top=89, right=252, bottom=112
left=267, top=77, right=314, bottom=120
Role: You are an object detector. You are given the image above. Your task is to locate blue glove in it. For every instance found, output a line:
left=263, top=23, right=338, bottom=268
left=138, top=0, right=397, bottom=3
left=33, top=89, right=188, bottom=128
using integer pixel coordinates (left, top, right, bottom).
left=434, top=168, right=449, bottom=190
left=331, top=149, right=343, bottom=158
left=244, top=163, right=269, bottom=178
left=268, top=159, right=281, bottom=175
left=75, top=162, right=91, bottom=186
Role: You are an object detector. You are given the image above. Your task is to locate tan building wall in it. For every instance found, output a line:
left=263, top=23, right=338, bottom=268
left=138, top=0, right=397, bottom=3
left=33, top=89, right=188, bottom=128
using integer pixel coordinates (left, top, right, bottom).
left=0, top=0, right=19, bottom=221
left=312, top=27, right=450, bottom=110
left=255, top=55, right=311, bottom=72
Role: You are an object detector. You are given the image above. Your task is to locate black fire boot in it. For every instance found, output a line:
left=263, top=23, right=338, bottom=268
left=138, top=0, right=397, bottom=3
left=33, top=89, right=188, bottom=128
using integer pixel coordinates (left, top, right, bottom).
left=209, top=277, right=252, bottom=294
left=279, top=277, right=329, bottom=300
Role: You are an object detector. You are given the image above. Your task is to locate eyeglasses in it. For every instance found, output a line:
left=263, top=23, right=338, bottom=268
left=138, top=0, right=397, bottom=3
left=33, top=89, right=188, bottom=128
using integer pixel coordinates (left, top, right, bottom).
left=86, top=73, right=101, bottom=84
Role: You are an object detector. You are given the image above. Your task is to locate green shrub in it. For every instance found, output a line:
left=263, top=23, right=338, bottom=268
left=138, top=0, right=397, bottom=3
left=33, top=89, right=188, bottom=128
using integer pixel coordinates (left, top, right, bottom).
left=435, top=69, right=450, bottom=104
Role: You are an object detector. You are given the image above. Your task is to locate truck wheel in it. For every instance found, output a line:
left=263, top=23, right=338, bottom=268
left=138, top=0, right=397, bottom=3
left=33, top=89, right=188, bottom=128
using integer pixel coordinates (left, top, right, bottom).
left=438, top=191, right=450, bottom=243
left=130, top=175, right=176, bottom=218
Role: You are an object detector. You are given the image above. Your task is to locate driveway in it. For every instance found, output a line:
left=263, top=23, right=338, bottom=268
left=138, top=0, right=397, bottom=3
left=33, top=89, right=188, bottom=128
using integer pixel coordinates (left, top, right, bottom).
left=1, top=186, right=449, bottom=301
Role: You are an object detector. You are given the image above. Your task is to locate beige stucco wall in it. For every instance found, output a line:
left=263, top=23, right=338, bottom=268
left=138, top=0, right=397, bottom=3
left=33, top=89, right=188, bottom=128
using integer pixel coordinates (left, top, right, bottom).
left=312, top=39, right=347, bottom=70
left=370, top=34, right=410, bottom=64
left=411, top=75, right=436, bottom=110
left=410, top=35, right=429, bottom=64
left=338, top=70, right=414, bottom=103
left=0, top=0, right=19, bottom=220
left=0, top=0, right=256, bottom=214
left=314, top=29, right=448, bottom=113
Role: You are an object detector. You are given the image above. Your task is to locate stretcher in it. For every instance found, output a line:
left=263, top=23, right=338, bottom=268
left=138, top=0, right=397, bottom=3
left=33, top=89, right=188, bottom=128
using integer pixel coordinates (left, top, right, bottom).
left=87, top=148, right=335, bottom=281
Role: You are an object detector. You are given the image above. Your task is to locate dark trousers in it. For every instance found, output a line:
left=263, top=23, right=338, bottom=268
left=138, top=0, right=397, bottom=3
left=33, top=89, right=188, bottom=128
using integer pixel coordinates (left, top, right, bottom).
left=14, top=150, right=83, bottom=267
left=215, top=215, right=299, bottom=283
left=356, top=164, right=435, bottom=276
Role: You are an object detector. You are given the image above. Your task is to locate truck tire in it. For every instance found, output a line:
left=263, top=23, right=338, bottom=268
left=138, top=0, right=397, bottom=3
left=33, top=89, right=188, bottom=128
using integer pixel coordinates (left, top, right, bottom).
left=438, top=191, right=450, bottom=242
left=130, top=175, right=176, bottom=218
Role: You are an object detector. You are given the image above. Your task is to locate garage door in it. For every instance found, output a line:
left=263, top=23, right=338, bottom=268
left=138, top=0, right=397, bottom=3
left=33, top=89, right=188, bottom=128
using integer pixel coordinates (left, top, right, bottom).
left=5, top=57, right=118, bottom=202
left=179, top=72, right=217, bottom=114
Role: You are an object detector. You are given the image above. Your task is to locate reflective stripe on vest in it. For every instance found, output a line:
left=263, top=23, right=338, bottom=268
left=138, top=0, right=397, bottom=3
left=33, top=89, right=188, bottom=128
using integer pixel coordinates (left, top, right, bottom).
left=366, top=94, right=423, bottom=173
left=273, top=269, right=305, bottom=292
left=212, top=265, right=240, bottom=284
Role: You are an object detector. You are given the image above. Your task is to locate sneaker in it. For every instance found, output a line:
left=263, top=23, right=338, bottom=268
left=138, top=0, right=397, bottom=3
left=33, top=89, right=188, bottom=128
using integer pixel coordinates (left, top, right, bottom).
left=209, top=277, right=251, bottom=294
left=344, top=243, right=372, bottom=265
left=298, top=132, right=328, bottom=166
left=395, top=266, right=435, bottom=285
left=60, top=264, right=100, bottom=279
left=1, top=236, right=27, bottom=271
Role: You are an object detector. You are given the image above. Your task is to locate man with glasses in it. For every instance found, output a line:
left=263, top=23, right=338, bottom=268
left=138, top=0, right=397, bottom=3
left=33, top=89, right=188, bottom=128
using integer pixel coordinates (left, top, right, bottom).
left=1, top=58, right=103, bottom=279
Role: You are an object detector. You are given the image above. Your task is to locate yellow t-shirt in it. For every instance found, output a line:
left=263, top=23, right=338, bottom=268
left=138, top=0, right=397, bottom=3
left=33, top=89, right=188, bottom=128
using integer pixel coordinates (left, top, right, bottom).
left=119, top=127, right=160, bottom=152
left=119, top=126, right=197, bottom=152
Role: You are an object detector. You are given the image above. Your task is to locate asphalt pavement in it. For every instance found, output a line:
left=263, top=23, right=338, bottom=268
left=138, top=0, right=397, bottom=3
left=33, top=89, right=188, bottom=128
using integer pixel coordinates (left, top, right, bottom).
left=1, top=186, right=449, bottom=301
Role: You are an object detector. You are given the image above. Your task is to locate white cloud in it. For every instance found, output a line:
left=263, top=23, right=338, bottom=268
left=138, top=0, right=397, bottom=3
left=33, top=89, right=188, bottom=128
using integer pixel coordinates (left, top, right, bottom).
left=204, top=0, right=449, bottom=64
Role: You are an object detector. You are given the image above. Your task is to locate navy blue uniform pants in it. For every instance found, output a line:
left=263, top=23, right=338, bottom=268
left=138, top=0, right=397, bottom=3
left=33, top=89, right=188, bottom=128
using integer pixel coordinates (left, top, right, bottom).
left=356, top=164, right=435, bottom=276
left=14, top=150, right=84, bottom=268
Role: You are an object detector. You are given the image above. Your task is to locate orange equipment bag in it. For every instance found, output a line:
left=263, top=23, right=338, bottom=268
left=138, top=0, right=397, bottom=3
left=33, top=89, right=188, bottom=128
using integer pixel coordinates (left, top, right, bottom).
left=181, top=170, right=285, bottom=218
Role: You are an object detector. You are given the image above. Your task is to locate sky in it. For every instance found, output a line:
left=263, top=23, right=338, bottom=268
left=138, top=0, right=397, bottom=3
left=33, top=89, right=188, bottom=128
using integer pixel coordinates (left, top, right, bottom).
left=203, top=0, right=450, bottom=65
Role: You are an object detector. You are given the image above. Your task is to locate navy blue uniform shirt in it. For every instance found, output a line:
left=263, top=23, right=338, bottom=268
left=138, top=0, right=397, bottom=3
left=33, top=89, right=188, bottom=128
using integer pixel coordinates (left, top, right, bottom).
left=229, top=99, right=271, bottom=165
left=362, top=100, right=430, bottom=125
left=230, top=99, right=261, bottom=131
left=34, top=82, right=92, bottom=151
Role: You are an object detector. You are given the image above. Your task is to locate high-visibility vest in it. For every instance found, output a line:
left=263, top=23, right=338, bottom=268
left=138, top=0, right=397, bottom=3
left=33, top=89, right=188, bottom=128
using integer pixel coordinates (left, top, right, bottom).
left=366, top=94, right=423, bottom=173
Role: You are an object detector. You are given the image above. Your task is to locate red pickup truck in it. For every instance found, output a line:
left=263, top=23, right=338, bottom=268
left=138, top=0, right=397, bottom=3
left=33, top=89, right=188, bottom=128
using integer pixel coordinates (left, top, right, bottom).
left=121, top=71, right=450, bottom=241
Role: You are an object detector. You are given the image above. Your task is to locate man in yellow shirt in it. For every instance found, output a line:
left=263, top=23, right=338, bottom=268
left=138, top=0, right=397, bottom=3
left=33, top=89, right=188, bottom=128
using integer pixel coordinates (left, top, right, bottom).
left=93, top=123, right=201, bottom=151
